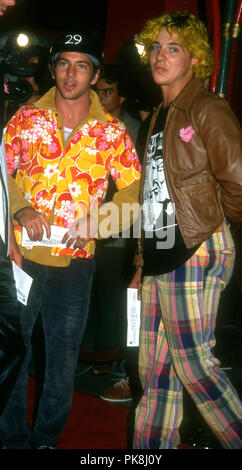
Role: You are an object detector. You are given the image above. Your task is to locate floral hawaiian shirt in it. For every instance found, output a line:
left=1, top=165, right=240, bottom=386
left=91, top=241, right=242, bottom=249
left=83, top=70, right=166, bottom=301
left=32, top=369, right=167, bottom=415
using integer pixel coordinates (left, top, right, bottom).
left=5, top=88, right=141, bottom=261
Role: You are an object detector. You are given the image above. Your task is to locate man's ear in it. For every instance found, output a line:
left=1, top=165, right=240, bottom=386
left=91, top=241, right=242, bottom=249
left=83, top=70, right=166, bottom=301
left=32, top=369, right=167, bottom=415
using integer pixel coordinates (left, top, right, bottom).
left=120, top=96, right=126, bottom=105
left=191, top=55, right=199, bottom=66
left=48, top=62, right=55, bottom=80
left=91, top=69, right=100, bottom=86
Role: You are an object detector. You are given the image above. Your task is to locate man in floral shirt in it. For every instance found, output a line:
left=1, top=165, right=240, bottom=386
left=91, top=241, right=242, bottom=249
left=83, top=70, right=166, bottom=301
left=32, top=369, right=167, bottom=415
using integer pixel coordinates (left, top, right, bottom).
left=0, top=31, right=140, bottom=449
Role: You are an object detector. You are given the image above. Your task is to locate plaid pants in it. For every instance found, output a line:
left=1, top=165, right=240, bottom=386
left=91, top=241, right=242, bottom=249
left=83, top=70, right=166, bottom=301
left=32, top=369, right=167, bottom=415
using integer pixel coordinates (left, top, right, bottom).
left=134, top=222, right=242, bottom=449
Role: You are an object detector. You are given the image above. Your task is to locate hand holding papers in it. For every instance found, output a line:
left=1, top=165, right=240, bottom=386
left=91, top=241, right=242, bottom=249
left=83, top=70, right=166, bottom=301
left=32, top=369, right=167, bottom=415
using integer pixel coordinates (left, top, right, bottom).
left=62, top=214, right=98, bottom=250
left=22, top=225, right=68, bottom=248
left=15, top=207, right=51, bottom=242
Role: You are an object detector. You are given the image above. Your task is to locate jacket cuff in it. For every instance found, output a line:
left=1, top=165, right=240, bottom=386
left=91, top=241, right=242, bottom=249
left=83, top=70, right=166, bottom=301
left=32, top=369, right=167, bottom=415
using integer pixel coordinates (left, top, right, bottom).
left=8, top=175, right=32, bottom=223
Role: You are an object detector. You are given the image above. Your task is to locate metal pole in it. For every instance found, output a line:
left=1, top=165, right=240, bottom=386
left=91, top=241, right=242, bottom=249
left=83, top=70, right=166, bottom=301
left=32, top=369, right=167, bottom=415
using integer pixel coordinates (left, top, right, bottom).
left=216, top=0, right=238, bottom=98
left=209, top=0, right=221, bottom=93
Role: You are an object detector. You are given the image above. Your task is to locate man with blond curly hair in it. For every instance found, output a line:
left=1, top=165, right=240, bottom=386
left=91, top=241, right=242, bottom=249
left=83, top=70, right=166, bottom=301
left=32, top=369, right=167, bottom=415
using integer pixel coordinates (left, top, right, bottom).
left=130, top=11, right=242, bottom=449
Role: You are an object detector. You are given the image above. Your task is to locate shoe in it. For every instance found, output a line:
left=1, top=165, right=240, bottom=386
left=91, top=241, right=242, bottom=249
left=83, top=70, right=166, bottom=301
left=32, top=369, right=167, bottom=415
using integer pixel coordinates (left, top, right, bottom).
left=185, top=427, right=222, bottom=449
left=100, top=378, right=132, bottom=403
left=32, top=445, right=56, bottom=449
left=1, top=445, right=28, bottom=449
left=92, top=359, right=127, bottom=378
left=92, top=362, right=113, bottom=375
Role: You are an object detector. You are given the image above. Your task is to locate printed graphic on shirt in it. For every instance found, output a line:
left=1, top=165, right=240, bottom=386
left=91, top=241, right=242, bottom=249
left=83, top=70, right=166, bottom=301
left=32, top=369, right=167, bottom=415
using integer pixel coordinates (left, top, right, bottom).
left=143, top=130, right=176, bottom=238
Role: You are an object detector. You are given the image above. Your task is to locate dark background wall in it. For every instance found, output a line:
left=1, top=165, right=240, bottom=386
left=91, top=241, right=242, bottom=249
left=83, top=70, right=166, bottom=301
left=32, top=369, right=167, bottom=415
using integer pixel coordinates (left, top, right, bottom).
left=1, top=0, right=241, bottom=122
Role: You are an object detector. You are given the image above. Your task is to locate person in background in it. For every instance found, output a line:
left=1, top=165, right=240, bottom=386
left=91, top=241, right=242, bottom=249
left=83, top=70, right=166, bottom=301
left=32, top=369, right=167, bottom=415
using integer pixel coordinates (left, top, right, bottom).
left=4, top=44, right=52, bottom=123
left=0, top=137, right=27, bottom=420
left=0, top=31, right=140, bottom=449
left=83, top=65, right=141, bottom=404
left=21, top=46, right=52, bottom=105
left=0, top=0, right=14, bottom=15
left=96, top=64, right=140, bottom=144
left=0, top=0, right=27, bottom=422
left=131, top=11, right=242, bottom=449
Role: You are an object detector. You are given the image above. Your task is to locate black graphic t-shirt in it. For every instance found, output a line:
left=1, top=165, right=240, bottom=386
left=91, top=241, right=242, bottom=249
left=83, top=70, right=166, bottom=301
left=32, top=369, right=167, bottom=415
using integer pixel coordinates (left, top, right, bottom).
left=142, top=106, right=199, bottom=276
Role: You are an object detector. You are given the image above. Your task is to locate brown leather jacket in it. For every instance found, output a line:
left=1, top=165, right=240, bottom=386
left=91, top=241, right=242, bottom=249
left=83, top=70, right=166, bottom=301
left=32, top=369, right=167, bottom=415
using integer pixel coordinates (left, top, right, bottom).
left=139, top=77, right=242, bottom=249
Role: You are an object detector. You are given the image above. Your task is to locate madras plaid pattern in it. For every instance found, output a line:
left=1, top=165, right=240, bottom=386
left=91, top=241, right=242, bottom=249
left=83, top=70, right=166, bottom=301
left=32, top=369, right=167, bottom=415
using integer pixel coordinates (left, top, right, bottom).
left=134, top=221, right=242, bottom=449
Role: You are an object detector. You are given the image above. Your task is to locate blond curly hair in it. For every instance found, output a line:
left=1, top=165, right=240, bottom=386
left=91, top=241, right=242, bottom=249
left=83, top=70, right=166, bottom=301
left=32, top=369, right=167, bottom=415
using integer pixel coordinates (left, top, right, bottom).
left=136, top=11, right=214, bottom=81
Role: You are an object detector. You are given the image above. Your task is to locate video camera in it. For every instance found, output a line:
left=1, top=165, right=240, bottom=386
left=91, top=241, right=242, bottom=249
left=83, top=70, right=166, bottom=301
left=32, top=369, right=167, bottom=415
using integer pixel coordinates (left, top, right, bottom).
left=0, top=48, right=35, bottom=103
left=0, top=31, right=50, bottom=106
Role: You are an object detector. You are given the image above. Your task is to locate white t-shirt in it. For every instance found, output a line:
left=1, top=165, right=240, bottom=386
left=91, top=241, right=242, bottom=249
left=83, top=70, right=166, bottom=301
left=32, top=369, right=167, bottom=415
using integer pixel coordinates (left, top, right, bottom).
left=64, top=127, right=73, bottom=141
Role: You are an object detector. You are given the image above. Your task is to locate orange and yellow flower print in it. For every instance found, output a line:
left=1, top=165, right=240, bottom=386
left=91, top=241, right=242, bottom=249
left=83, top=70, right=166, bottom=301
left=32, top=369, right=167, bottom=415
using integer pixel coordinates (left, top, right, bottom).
left=5, top=105, right=141, bottom=259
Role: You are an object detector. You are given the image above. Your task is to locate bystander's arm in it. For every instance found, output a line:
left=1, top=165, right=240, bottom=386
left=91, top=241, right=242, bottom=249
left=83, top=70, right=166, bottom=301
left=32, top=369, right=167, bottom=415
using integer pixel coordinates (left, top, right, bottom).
left=9, top=218, right=22, bottom=268
left=8, top=174, right=32, bottom=221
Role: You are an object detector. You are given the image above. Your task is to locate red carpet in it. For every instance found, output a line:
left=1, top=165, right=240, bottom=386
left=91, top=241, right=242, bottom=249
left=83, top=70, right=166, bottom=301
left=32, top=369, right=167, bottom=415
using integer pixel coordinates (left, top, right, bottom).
left=27, top=377, right=195, bottom=450
left=27, top=377, right=130, bottom=449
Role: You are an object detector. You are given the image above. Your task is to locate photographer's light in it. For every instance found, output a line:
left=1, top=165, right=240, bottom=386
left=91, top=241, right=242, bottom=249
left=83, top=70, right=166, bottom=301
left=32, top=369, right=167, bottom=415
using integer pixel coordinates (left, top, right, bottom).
left=134, top=35, right=145, bottom=58
left=135, top=44, right=144, bottom=56
left=16, top=33, right=29, bottom=48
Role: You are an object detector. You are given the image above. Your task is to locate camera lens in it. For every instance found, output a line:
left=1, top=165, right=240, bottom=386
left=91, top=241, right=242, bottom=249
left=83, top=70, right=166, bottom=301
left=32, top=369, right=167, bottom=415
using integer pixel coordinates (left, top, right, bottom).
left=5, top=79, right=33, bottom=102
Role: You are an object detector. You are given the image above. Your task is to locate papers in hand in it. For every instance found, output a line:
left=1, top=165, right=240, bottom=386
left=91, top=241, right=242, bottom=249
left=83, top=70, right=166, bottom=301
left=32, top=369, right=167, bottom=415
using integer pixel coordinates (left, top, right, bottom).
left=12, top=261, right=33, bottom=305
left=127, top=288, right=141, bottom=347
left=22, top=225, right=68, bottom=248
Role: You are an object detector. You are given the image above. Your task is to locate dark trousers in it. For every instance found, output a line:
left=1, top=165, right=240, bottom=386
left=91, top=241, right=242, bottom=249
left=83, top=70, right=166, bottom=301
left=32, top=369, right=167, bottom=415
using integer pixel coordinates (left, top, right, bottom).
left=0, top=243, right=25, bottom=418
left=94, top=244, right=127, bottom=352
left=0, top=257, right=95, bottom=448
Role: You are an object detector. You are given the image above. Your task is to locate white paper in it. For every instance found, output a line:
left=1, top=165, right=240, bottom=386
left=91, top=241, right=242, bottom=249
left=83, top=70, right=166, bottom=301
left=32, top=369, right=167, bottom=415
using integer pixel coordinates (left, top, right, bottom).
left=12, top=261, right=33, bottom=305
left=127, top=288, right=141, bottom=347
left=22, top=225, right=68, bottom=248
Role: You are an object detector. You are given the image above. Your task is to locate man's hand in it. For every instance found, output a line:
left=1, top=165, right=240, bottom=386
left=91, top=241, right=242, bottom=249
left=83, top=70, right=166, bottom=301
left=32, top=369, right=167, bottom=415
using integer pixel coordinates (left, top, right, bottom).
left=62, top=214, right=98, bottom=250
left=129, top=267, right=142, bottom=300
left=0, top=0, right=15, bottom=15
left=15, top=207, right=51, bottom=241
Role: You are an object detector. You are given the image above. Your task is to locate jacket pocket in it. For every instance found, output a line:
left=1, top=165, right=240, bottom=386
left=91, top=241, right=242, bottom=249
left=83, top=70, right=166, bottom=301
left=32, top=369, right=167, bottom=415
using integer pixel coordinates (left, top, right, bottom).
left=176, top=178, right=223, bottom=233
